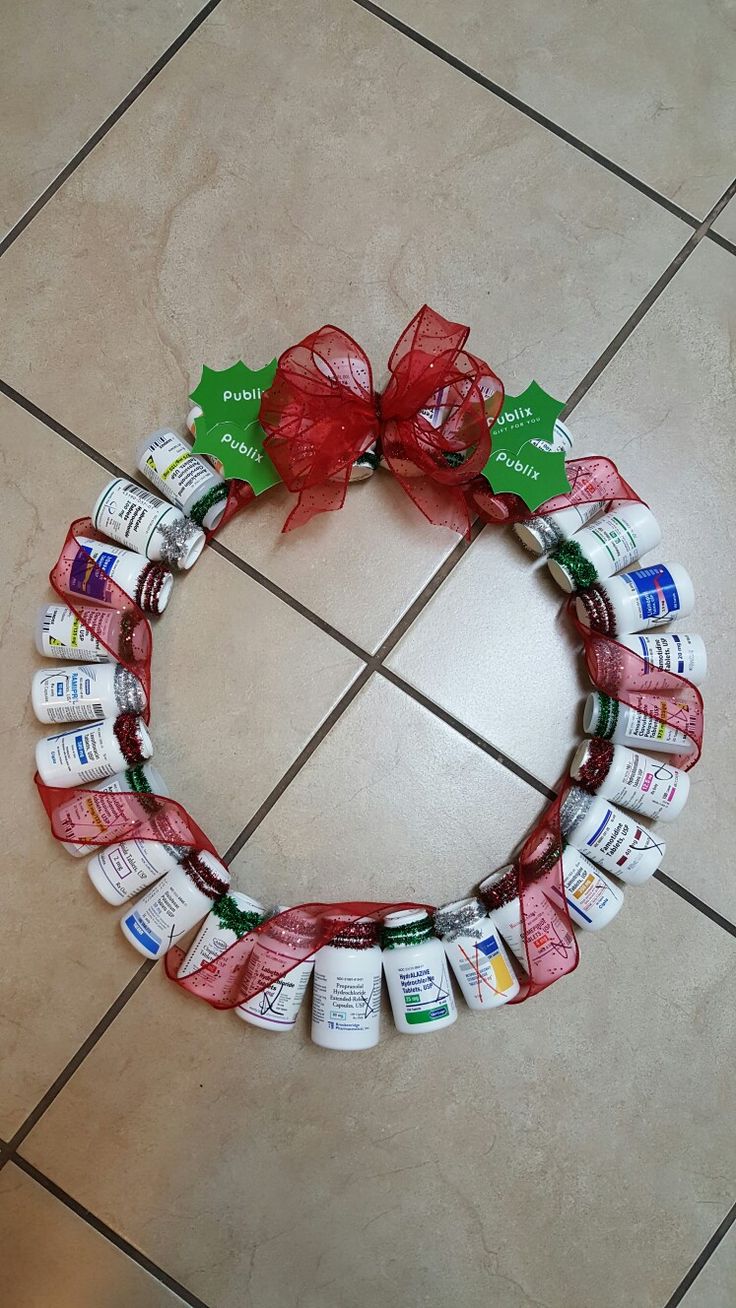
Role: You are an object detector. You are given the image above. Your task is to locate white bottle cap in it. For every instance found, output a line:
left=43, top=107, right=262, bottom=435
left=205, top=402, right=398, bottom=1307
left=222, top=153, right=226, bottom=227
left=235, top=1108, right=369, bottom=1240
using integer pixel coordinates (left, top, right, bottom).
left=186, top=405, right=203, bottom=435
left=547, top=554, right=578, bottom=593
left=514, top=515, right=565, bottom=556
left=382, top=909, right=428, bottom=928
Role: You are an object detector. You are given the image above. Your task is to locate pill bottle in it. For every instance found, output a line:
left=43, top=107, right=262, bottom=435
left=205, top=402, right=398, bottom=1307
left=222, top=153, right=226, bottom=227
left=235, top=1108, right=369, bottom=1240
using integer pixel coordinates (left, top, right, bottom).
left=531, top=417, right=574, bottom=454
left=32, top=663, right=147, bottom=724
left=177, top=891, right=265, bottom=978
left=514, top=497, right=605, bottom=556
left=381, top=910, right=457, bottom=1034
left=35, top=713, right=152, bottom=787
left=92, top=478, right=206, bottom=570
left=136, top=428, right=229, bottom=531
left=547, top=504, right=661, bottom=592
left=433, top=898, right=519, bottom=1009
left=571, top=736, right=690, bottom=822
left=617, top=633, right=706, bottom=686
left=120, top=850, right=230, bottom=958
left=236, top=909, right=317, bottom=1033
left=88, top=834, right=187, bottom=905
left=310, top=919, right=382, bottom=1050
left=478, top=866, right=576, bottom=967
left=36, top=604, right=115, bottom=662
left=532, top=843, right=623, bottom=931
left=560, top=786, right=665, bottom=885
left=575, top=563, right=695, bottom=636
left=583, top=690, right=696, bottom=755
left=57, top=763, right=168, bottom=857
left=69, top=537, right=172, bottom=614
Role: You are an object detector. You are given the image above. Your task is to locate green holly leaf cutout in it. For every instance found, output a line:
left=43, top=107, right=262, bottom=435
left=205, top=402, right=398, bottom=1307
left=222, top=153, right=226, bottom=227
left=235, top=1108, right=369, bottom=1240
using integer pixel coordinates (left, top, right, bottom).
left=189, top=360, right=281, bottom=494
left=481, top=381, right=571, bottom=511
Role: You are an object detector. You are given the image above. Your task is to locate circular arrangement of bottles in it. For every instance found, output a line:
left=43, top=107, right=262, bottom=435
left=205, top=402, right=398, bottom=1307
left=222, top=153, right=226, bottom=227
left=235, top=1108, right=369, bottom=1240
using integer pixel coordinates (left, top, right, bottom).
left=30, top=417, right=705, bottom=1049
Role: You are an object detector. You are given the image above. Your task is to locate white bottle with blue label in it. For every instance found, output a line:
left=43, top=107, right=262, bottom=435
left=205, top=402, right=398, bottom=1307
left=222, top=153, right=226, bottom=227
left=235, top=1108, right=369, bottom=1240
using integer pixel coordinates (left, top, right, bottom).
left=433, top=899, right=519, bottom=1009
left=120, top=851, right=230, bottom=958
left=618, top=633, right=707, bottom=686
left=575, top=563, right=694, bottom=637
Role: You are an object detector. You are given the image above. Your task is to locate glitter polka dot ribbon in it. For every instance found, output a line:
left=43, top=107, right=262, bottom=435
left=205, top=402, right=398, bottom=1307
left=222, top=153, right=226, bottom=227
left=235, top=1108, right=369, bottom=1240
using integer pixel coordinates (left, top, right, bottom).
left=466, top=455, right=643, bottom=526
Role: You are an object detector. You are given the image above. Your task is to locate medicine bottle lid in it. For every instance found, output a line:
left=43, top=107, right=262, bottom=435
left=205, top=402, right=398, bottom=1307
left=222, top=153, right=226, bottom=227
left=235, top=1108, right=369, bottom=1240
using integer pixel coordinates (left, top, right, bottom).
left=381, top=910, right=433, bottom=949
left=158, top=517, right=206, bottom=570
left=571, top=737, right=615, bottom=791
left=478, top=865, right=519, bottom=911
left=113, top=713, right=153, bottom=766
left=190, top=483, right=229, bottom=531
left=136, top=561, right=174, bottom=614
left=548, top=539, right=599, bottom=592
left=180, top=850, right=230, bottom=901
left=575, top=585, right=615, bottom=635
left=514, top=514, right=564, bottom=556
left=583, top=691, right=619, bottom=741
left=559, top=786, right=595, bottom=837
left=434, top=897, right=486, bottom=941
left=325, top=917, right=379, bottom=949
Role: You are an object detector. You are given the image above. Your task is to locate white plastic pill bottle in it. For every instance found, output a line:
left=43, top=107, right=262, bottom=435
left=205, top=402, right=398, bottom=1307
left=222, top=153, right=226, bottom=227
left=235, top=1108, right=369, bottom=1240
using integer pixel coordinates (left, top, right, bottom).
left=70, top=537, right=173, bottom=614
left=178, top=891, right=265, bottom=978
left=32, top=663, right=147, bottom=724
left=433, top=898, right=519, bottom=1009
left=36, top=604, right=115, bottom=662
left=575, top=564, right=695, bottom=636
left=88, top=835, right=186, bottom=905
left=584, top=691, right=696, bottom=755
left=618, top=633, right=707, bottom=686
left=235, top=909, right=317, bottom=1033
left=560, top=786, right=666, bottom=885
left=547, top=503, right=661, bottom=593
left=514, top=497, right=605, bottom=557
left=381, top=910, right=458, bottom=1034
left=533, top=843, right=623, bottom=931
left=57, top=763, right=168, bottom=857
left=92, top=478, right=205, bottom=570
left=35, top=714, right=152, bottom=787
left=136, top=428, right=229, bottom=532
left=477, top=866, right=576, bottom=967
left=571, top=736, right=690, bottom=822
left=311, top=918, right=383, bottom=1050
left=120, top=851, right=230, bottom=958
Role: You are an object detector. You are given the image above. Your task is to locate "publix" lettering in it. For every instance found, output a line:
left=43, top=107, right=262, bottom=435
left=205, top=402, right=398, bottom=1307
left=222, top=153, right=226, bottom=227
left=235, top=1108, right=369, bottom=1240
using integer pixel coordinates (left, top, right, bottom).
left=219, top=432, right=263, bottom=461
left=495, top=406, right=533, bottom=425
left=222, top=388, right=263, bottom=402
left=492, top=451, right=539, bottom=479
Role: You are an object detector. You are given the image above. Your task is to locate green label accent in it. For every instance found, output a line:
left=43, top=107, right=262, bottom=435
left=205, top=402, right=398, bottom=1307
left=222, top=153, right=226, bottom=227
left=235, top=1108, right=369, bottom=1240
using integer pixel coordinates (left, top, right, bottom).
left=481, top=380, right=571, bottom=511
left=189, top=360, right=281, bottom=494
left=405, top=1004, right=450, bottom=1025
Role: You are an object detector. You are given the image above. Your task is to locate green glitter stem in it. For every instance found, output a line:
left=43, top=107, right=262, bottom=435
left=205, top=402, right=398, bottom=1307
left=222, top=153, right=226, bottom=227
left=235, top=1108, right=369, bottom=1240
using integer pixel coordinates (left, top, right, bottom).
left=212, top=894, right=264, bottom=938
left=189, top=483, right=229, bottom=527
left=381, top=915, right=434, bottom=949
left=550, top=539, right=599, bottom=590
left=595, top=692, right=619, bottom=741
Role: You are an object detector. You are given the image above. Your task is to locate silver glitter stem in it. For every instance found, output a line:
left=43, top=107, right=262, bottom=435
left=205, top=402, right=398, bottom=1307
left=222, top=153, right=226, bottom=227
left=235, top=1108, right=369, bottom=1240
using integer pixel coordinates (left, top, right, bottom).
left=559, top=785, right=595, bottom=837
left=157, top=518, right=204, bottom=569
left=434, top=897, right=486, bottom=941
left=114, top=665, right=147, bottom=713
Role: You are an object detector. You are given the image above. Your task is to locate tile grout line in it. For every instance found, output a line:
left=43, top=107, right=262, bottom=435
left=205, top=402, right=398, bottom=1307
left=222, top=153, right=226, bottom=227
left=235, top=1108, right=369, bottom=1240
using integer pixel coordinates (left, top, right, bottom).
left=0, top=0, right=226, bottom=261
left=10, top=1156, right=213, bottom=1308
left=348, top=0, right=736, bottom=250
left=661, top=1198, right=736, bottom=1308
left=562, top=174, right=736, bottom=417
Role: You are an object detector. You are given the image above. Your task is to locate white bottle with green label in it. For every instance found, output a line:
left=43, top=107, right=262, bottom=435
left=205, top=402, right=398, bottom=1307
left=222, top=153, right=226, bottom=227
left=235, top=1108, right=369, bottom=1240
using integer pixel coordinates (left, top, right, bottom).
left=547, top=503, right=661, bottom=592
left=136, top=428, right=229, bottom=531
left=575, top=563, right=695, bottom=636
left=92, top=478, right=205, bottom=570
left=381, top=910, right=457, bottom=1034
left=514, top=497, right=605, bottom=557
left=433, top=898, right=519, bottom=1009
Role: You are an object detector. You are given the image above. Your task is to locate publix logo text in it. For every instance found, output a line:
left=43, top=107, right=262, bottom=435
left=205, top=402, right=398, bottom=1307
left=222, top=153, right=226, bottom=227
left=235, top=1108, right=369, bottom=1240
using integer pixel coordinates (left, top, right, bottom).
left=494, top=405, right=534, bottom=425
left=490, top=450, right=540, bottom=480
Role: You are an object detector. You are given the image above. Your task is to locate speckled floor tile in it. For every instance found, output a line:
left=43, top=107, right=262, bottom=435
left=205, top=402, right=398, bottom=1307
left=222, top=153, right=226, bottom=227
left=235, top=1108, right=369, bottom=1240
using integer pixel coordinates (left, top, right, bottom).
left=381, top=0, right=736, bottom=219
left=0, top=0, right=690, bottom=649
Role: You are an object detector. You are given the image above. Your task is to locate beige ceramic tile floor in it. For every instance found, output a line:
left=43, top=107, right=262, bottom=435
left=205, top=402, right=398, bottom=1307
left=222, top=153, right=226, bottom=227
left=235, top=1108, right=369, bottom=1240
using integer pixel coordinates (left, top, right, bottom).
left=0, top=2, right=734, bottom=1306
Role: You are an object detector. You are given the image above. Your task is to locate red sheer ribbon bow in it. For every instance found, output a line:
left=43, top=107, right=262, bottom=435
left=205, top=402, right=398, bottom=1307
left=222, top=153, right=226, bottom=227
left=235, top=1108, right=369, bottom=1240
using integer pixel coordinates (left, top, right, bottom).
left=259, top=304, right=504, bottom=538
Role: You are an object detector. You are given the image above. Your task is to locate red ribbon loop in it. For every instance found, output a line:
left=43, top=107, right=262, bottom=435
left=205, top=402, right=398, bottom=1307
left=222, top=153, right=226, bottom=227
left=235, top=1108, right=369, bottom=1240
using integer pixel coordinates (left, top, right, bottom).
left=260, top=305, right=504, bottom=538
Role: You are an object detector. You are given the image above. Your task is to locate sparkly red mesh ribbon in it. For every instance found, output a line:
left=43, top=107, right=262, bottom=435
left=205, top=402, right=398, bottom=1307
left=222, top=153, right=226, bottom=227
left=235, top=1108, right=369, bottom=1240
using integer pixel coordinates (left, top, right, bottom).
left=513, top=783, right=579, bottom=1000
left=467, top=455, right=642, bottom=524
left=259, top=304, right=503, bottom=538
left=165, top=902, right=432, bottom=1008
left=569, top=602, right=703, bottom=769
